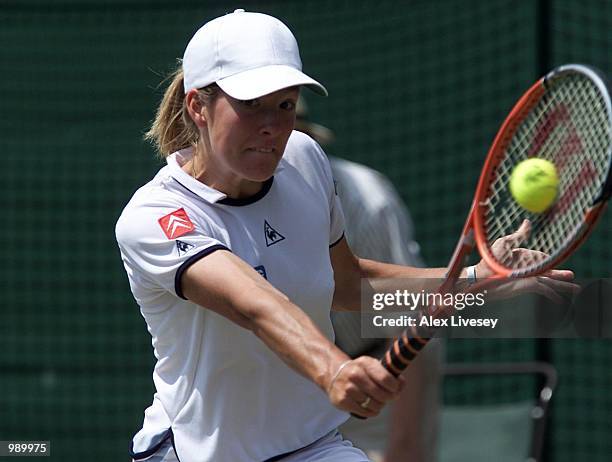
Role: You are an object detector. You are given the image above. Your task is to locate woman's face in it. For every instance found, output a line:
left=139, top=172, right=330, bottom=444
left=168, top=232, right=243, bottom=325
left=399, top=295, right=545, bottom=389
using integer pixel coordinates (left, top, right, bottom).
left=200, top=87, right=299, bottom=189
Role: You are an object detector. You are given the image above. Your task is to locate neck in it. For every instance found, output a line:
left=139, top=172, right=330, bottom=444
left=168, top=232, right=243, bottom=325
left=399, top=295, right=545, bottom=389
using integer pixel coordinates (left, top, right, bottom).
left=184, top=148, right=264, bottom=199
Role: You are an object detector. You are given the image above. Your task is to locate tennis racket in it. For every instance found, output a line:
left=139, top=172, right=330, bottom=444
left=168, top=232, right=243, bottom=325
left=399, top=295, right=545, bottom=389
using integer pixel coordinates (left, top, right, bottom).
left=382, top=63, right=612, bottom=377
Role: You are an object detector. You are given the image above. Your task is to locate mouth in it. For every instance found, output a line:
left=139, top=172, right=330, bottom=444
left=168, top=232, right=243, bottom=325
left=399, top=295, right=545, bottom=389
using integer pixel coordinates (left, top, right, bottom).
left=248, top=147, right=276, bottom=153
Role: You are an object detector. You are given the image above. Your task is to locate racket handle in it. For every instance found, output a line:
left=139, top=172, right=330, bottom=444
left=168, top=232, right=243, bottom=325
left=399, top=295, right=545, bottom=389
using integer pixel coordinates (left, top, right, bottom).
left=350, top=324, right=435, bottom=420
left=381, top=324, right=434, bottom=377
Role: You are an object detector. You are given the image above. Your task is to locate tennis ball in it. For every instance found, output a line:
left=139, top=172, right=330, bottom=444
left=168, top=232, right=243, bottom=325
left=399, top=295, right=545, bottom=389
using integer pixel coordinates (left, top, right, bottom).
left=509, top=158, right=559, bottom=213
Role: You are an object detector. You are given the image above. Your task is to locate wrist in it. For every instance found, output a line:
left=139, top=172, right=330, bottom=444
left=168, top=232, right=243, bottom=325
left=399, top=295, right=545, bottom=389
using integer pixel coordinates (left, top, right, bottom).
left=466, top=265, right=477, bottom=284
left=325, top=359, right=352, bottom=394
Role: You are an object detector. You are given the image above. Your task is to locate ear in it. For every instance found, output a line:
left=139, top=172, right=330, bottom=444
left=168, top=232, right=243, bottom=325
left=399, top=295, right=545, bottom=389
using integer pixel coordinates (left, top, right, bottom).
left=185, top=89, right=208, bottom=128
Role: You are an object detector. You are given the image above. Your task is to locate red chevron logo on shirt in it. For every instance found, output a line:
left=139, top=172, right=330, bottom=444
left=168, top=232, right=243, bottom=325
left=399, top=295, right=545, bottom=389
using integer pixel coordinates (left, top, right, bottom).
left=158, top=208, right=195, bottom=239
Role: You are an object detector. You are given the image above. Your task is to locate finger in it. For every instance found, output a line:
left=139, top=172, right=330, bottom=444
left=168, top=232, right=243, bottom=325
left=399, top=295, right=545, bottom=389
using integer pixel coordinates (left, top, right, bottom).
left=511, top=247, right=548, bottom=266
left=352, top=356, right=403, bottom=393
left=332, top=361, right=395, bottom=407
left=329, top=381, right=380, bottom=417
left=352, top=372, right=399, bottom=404
left=351, top=357, right=403, bottom=403
left=490, top=220, right=533, bottom=267
left=509, top=219, right=532, bottom=246
left=350, top=406, right=379, bottom=419
left=530, top=280, right=564, bottom=304
left=396, top=374, right=407, bottom=393
left=537, top=276, right=581, bottom=295
left=542, top=269, right=575, bottom=281
left=356, top=394, right=384, bottom=413
left=370, top=370, right=405, bottom=403
left=361, top=357, right=404, bottom=395
left=348, top=394, right=383, bottom=418
left=512, top=248, right=547, bottom=257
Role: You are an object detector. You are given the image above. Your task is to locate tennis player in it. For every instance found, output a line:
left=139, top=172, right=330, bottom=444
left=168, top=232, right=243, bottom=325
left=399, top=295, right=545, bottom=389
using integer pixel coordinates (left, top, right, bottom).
left=115, top=9, right=577, bottom=462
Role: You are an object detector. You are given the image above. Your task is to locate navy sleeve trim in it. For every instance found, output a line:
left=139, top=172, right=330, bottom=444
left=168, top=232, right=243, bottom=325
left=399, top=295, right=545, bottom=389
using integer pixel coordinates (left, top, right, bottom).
left=170, top=429, right=182, bottom=462
left=129, top=429, right=172, bottom=460
left=329, top=232, right=345, bottom=248
left=174, top=244, right=231, bottom=299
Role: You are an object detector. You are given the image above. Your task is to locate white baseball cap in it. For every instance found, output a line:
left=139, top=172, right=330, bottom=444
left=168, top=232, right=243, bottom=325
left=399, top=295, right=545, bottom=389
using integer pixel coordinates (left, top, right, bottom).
left=182, top=9, right=328, bottom=100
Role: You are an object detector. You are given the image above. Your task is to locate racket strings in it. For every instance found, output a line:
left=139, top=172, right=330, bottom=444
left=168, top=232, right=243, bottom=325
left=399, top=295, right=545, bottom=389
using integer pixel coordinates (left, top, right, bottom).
left=484, top=73, right=611, bottom=271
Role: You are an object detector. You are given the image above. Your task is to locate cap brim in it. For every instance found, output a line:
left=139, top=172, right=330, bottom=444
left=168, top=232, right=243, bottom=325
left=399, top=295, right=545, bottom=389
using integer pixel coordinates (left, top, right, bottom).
left=217, top=65, right=328, bottom=100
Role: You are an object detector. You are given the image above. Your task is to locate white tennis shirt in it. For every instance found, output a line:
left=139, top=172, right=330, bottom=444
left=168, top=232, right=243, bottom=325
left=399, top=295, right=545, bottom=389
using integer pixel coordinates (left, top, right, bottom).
left=115, top=131, right=348, bottom=462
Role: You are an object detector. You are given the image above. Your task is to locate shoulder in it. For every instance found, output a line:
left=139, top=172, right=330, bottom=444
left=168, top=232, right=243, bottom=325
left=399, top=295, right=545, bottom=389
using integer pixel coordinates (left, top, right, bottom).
left=115, top=181, right=183, bottom=246
left=282, top=130, right=328, bottom=169
left=329, top=157, right=399, bottom=206
left=286, top=129, right=321, bottom=153
left=279, top=130, right=334, bottom=186
left=115, top=169, right=208, bottom=246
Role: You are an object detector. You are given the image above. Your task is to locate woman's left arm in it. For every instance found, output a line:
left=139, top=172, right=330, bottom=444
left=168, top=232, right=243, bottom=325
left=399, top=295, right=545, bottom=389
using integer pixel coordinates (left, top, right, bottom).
left=330, top=234, right=578, bottom=312
left=330, top=237, right=449, bottom=312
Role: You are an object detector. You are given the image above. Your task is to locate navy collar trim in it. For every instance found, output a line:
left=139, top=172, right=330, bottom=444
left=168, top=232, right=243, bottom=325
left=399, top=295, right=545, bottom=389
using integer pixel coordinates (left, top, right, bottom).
left=218, top=177, right=274, bottom=206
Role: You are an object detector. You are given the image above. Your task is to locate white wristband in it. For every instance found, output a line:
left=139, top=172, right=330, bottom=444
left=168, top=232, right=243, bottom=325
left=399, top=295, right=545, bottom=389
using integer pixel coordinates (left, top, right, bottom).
left=327, top=360, right=351, bottom=394
left=466, top=265, right=477, bottom=284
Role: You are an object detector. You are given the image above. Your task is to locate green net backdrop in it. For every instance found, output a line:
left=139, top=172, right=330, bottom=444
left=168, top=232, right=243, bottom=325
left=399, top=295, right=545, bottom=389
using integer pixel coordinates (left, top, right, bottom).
left=1, top=1, right=610, bottom=460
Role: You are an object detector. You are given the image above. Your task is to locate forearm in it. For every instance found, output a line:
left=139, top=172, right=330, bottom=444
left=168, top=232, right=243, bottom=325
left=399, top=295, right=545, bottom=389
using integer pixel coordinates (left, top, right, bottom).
left=331, top=238, right=474, bottom=312
left=359, top=258, right=448, bottom=279
left=240, top=284, right=404, bottom=419
left=182, top=253, right=349, bottom=393
left=340, top=258, right=469, bottom=311
left=235, top=283, right=350, bottom=392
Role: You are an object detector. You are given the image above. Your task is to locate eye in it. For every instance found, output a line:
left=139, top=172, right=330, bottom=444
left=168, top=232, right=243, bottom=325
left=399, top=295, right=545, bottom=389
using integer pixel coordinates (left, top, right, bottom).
left=280, top=100, right=296, bottom=111
left=241, top=98, right=260, bottom=107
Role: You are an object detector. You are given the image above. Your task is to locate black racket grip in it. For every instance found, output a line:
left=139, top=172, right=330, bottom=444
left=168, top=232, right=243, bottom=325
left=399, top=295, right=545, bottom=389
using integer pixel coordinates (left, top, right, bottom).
left=350, top=326, right=433, bottom=419
left=382, top=326, right=433, bottom=377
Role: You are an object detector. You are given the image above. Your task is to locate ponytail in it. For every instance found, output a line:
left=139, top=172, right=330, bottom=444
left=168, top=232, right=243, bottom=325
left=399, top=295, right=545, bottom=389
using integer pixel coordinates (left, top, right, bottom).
left=145, top=65, right=219, bottom=158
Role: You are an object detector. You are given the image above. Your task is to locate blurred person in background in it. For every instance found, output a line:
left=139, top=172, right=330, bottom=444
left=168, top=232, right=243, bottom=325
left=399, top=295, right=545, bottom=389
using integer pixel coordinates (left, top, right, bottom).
left=295, top=95, right=442, bottom=462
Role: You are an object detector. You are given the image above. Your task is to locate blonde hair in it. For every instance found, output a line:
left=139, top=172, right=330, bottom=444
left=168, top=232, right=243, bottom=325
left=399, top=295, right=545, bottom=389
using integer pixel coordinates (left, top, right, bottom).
left=145, top=64, right=218, bottom=158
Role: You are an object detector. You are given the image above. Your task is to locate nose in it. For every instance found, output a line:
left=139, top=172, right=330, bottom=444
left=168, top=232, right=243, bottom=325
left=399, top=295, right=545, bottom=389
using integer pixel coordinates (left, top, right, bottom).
left=259, top=108, right=290, bottom=137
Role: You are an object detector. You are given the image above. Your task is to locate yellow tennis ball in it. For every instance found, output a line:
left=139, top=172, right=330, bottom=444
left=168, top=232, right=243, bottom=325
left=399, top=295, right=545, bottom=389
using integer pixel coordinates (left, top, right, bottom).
left=509, top=158, right=559, bottom=213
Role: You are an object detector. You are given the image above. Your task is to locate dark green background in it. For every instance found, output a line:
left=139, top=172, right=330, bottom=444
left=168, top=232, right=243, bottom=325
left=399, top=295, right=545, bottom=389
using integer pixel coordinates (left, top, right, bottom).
left=1, top=1, right=610, bottom=460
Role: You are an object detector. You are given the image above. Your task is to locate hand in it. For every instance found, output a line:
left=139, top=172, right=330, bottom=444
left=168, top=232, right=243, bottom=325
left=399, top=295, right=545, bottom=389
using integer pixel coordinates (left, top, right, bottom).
left=326, top=356, right=405, bottom=418
left=474, top=219, right=580, bottom=302
left=486, top=273, right=580, bottom=303
left=474, top=219, right=536, bottom=278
